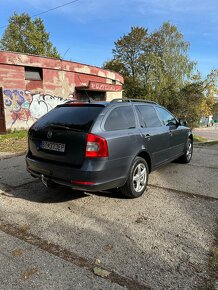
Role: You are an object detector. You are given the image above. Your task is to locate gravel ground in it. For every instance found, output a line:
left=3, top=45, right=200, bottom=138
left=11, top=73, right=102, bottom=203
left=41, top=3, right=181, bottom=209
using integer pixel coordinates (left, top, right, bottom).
left=0, top=229, right=127, bottom=290
left=0, top=181, right=217, bottom=289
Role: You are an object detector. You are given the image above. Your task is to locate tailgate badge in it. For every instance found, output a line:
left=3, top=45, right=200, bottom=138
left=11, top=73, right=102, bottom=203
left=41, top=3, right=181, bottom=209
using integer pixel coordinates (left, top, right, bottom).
left=47, top=130, right=53, bottom=139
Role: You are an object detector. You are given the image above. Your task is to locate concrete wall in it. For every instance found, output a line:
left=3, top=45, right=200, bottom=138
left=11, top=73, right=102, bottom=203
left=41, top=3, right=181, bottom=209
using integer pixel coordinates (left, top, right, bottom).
left=0, top=51, right=123, bottom=130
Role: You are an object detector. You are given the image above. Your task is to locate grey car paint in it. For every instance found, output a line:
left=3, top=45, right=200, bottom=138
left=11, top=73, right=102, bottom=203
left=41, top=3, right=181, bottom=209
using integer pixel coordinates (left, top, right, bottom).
left=26, top=100, right=192, bottom=193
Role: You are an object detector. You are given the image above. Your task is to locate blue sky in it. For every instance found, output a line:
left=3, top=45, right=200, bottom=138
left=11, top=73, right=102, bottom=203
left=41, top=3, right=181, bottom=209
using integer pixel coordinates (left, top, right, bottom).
left=0, top=0, right=217, bottom=78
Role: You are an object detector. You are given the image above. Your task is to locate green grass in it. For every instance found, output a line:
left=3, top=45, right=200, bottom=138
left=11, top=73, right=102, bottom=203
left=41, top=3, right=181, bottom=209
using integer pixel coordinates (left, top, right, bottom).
left=0, top=130, right=28, bottom=153
left=0, top=130, right=27, bottom=140
left=193, top=134, right=218, bottom=145
left=193, top=134, right=208, bottom=143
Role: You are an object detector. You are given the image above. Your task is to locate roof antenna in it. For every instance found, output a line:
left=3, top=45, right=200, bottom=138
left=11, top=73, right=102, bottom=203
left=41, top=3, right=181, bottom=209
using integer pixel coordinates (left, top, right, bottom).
left=88, top=97, right=94, bottom=103
left=61, top=48, right=70, bottom=60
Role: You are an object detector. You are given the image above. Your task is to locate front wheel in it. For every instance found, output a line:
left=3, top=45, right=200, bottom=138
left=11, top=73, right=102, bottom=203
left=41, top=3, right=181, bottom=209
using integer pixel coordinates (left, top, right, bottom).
left=178, top=138, right=193, bottom=163
left=120, top=157, right=149, bottom=198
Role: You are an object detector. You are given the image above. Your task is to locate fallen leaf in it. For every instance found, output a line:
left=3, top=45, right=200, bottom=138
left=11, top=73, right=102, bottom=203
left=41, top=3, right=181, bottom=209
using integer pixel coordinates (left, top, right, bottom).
left=23, top=267, right=38, bottom=280
left=93, top=267, right=111, bottom=278
left=19, top=224, right=30, bottom=233
left=12, top=248, right=23, bottom=257
left=135, top=215, right=148, bottom=223
left=95, top=259, right=101, bottom=265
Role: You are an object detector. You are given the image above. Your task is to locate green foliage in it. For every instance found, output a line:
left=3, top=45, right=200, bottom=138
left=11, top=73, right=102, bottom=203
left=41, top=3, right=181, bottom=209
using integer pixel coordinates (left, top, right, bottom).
left=0, top=13, right=60, bottom=58
left=193, top=134, right=208, bottom=143
left=103, top=23, right=218, bottom=127
left=0, top=130, right=27, bottom=153
left=213, top=102, right=218, bottom=114
left=0, top=130, right=27, bottom=140
left=104, top=23, right=195, bottom=101
left=174, top=82, right=205, bottom=127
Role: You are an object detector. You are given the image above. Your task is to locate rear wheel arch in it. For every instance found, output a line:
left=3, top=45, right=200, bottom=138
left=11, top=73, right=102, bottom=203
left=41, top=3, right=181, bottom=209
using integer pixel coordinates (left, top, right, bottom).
left=178, top=137, right=193, bottom=163
left=120, top=156, right=149, bottom=198
left=188, top=133, right=193, bottom=142
left=137, top=150, right=152, bottom=173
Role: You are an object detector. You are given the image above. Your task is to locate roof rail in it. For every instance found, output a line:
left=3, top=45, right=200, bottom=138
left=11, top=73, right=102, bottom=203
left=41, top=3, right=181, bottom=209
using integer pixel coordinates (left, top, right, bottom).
left=111, top=98, right=157, bottom=104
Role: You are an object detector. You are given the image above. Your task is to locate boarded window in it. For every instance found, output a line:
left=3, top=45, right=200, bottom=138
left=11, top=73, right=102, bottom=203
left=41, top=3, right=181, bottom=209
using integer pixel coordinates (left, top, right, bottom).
left=25, top=67, right=43, bottom=80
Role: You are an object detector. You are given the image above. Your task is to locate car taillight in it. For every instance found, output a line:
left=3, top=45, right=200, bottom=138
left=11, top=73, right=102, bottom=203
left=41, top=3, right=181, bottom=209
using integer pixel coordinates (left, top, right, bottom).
left=71, top=180, right=95, bottom=185
left=85, top=133, right=108, bottom=158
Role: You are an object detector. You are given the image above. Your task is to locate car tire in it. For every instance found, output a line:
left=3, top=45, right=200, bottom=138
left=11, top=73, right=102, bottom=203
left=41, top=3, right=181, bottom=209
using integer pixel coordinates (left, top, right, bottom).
left=46, top=180, right=57, bottom=189
left=120, top=157, right=149, bottom=198
left=178, top=138, right=193, bottom=163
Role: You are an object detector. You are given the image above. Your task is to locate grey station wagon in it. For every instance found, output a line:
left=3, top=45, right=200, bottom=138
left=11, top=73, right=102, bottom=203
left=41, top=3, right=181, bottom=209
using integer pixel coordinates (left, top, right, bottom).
left=26, top=98, right=193, bottom=198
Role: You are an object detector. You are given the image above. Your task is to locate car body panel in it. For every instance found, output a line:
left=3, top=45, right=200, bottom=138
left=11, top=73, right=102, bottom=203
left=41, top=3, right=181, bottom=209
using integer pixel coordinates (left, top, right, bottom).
left=26, top=100, right=192, bottom=192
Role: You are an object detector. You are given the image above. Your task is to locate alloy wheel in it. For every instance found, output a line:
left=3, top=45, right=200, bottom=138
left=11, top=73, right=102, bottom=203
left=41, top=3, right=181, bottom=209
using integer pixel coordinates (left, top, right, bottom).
left=132, top=163, right=147, bottom=193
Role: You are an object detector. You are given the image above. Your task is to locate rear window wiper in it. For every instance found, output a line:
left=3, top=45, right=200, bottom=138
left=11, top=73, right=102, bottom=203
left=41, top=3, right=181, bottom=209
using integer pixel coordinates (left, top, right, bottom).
left=50, top=124, right=82, bottom=132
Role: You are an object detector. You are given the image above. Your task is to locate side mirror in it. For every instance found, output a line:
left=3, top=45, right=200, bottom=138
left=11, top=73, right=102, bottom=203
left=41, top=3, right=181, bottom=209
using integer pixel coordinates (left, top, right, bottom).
left=179, top=118, right=187, bottom=126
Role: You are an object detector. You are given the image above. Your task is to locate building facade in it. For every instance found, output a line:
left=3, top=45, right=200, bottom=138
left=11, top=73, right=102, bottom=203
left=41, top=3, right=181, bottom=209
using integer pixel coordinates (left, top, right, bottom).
left=0, top=51, right=123, bottom=133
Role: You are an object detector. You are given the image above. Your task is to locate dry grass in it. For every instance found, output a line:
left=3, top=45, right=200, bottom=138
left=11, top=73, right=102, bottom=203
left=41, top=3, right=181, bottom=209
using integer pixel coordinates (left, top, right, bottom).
left=0, top=130, right=28, bottom=153
left=193, top=134, right=208, bottom=142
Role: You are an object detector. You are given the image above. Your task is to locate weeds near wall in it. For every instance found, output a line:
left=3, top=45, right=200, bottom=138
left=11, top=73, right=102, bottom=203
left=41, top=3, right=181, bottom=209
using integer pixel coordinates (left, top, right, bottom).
left=0, top=130, right=27, bottom=153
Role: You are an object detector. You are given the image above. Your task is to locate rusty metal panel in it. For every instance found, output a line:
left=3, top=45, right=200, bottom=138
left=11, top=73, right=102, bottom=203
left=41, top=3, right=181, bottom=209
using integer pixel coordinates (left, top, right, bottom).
left=0, top=51, right=124, bottom=130
left=0, top=51, right=124, bottom=84
left=0, top=64, right=25, bottom=89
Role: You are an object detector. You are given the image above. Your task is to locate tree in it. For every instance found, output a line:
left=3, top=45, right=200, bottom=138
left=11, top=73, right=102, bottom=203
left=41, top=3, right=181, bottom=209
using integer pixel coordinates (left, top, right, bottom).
left=201, top=69, right=218, bottom=117
left=0, top=13, right=60, bottom=58
left=103, top=23, right=218, bottom=128
left=170, top=70, right=217, bottom=127
left=212, top=102, right=218, bottom=122
left=146, top=22, right=196, bottom=105
left=103, top=23, right=196, bottom=105
left=104, top=26, right=148, bottom=97
left=174, top=82, right=205, bottom=127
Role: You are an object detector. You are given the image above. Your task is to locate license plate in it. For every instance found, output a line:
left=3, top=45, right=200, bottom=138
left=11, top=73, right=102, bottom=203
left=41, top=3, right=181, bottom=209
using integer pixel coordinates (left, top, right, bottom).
left=40, top=141, right=65, bottom=152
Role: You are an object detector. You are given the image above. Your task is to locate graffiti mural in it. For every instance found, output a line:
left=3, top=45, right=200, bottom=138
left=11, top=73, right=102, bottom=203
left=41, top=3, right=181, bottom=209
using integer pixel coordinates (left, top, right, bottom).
left=29, top=93, right=65, bottom=119
left=3, top=90, right=31, bottom=126
left=3, top=89, right=70, bottom=129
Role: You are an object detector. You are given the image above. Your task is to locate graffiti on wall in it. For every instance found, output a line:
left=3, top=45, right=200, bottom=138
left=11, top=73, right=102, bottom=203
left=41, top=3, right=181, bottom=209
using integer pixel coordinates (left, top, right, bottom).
left=3, top=89, right=70, bottom=128
left=29, top=93, right=65, bottom=119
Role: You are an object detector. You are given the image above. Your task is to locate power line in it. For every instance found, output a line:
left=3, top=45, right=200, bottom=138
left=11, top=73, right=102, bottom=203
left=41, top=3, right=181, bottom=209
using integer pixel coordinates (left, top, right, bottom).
left=31, top=0, right=80, bottom=18
left=0, top=0, right=80, bottom=29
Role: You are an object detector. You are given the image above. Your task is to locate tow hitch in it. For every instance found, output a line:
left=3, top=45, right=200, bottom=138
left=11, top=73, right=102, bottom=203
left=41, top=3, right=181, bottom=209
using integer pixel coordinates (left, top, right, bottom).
left=41, top=174, right=48, bottom=187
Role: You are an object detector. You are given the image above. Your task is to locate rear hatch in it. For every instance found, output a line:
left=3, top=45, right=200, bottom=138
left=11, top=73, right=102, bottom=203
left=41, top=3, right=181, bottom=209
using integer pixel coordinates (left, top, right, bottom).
left=28, top=103, right=105, bottom=168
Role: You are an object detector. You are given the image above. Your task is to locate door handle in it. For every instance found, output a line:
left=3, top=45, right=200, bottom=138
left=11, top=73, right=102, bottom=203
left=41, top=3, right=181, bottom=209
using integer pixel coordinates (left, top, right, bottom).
left=144, top=134, right=151, bottom=140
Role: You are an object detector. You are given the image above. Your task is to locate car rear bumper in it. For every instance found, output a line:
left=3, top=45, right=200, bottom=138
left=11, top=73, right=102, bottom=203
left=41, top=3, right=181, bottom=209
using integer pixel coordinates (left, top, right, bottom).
left=26, top=155, right=130, bottom=192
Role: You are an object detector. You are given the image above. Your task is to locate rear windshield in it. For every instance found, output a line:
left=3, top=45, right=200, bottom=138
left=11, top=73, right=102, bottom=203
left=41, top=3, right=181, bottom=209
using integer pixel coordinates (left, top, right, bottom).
left=35, top=105, right=105, bottom=132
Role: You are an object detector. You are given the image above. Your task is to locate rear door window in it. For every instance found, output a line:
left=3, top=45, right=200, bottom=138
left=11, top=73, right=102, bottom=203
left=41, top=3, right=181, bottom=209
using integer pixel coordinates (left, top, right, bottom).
left=136, top=105, right=162, bottom=128
left=35, top=105, right=104, bottom=132
left=104, top=106, right=135, bottom=131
